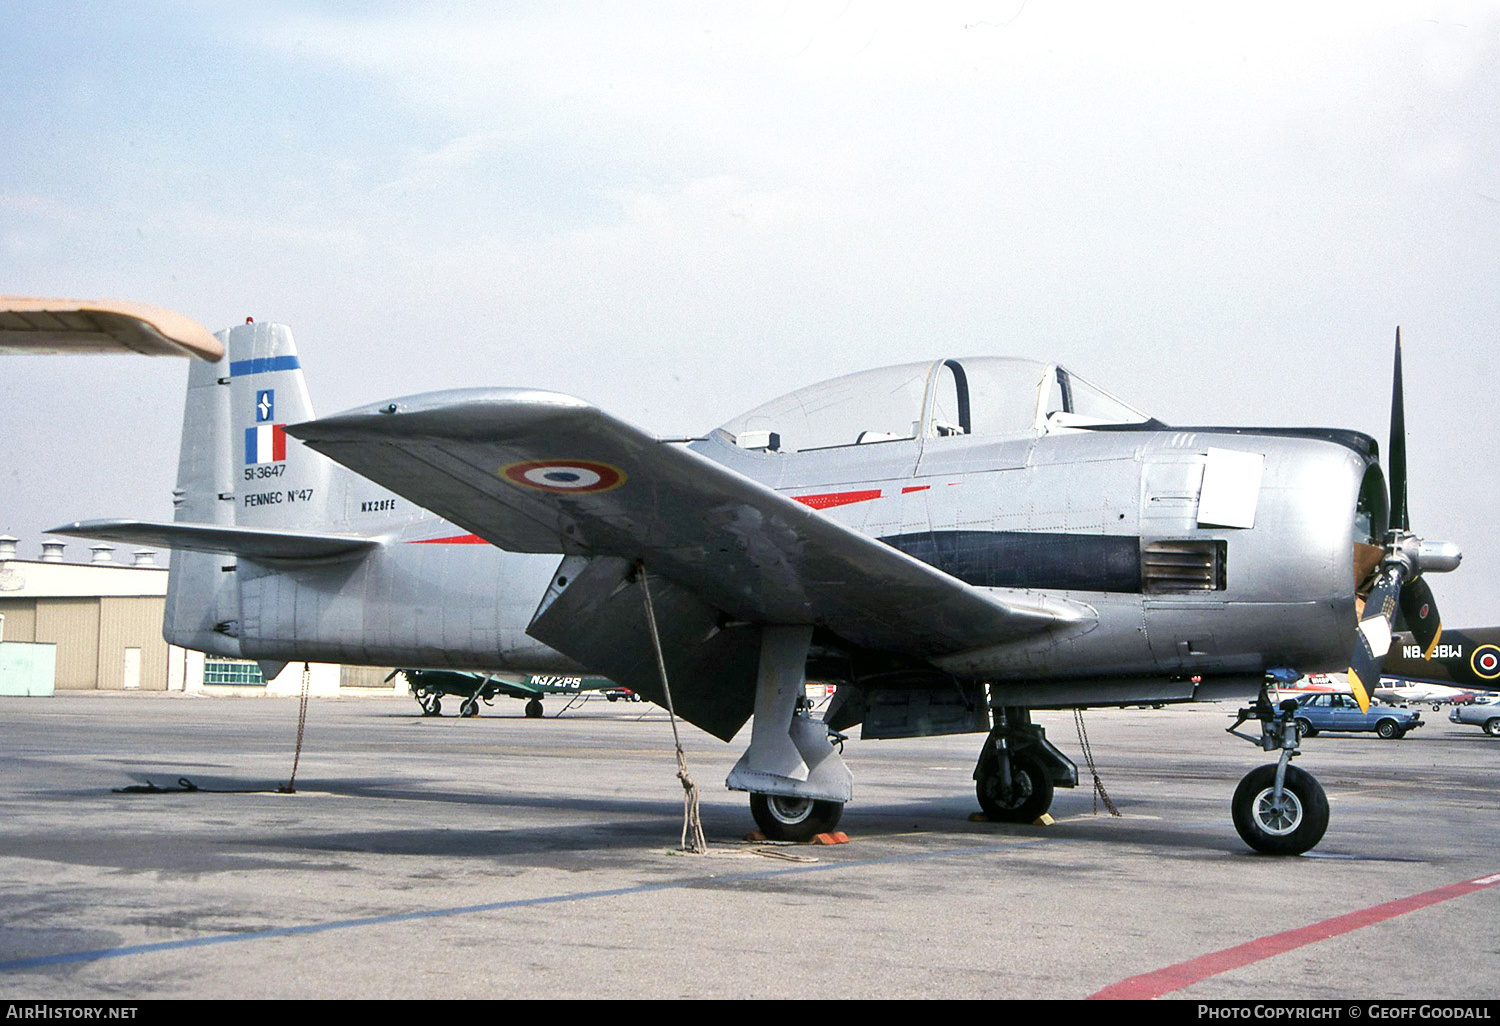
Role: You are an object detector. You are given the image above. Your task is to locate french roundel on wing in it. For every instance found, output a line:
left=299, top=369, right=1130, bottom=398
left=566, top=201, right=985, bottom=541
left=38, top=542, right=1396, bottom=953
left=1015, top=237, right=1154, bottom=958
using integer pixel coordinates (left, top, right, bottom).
left=1470, top=644, right=1500, bottom=681
left=500, top=460, right=626, bottom=493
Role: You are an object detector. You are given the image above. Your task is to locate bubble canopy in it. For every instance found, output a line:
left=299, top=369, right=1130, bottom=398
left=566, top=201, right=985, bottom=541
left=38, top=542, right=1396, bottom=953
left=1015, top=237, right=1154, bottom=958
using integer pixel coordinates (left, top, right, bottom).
left=716, top=357, right=1150, bottom=453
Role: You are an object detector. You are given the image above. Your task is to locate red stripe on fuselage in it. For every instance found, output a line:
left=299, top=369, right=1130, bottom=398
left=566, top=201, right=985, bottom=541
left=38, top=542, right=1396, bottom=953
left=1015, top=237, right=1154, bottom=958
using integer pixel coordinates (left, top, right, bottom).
left=792, top=489, right=882, bottom=510
left=406, top=534, right=489, bottom=545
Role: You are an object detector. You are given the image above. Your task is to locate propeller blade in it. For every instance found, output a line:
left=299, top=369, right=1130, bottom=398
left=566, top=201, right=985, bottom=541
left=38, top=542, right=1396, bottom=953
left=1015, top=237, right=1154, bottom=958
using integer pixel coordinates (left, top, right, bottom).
left=1349, top=566, right=1404, bottom=713
left=1398, top=576, right=1443, bottom=657
left=1389, top=327, right=1409, bottom=532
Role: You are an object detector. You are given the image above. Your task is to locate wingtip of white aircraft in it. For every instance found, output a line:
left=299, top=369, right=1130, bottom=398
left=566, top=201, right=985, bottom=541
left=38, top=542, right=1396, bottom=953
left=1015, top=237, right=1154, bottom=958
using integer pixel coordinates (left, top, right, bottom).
left=0, top=297, right=223, bottom=361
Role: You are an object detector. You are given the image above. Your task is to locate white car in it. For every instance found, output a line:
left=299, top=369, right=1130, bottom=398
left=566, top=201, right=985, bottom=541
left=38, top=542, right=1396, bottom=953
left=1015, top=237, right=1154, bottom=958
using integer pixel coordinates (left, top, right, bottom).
left=1448, top=694, right=1500, bottom=736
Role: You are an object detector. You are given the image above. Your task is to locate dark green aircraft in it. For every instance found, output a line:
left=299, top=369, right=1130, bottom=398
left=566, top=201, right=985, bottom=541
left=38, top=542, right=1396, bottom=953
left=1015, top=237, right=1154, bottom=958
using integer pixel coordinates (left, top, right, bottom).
left=392, top=668, right=637, bottom=718
left=1382, top=626, right=1500, bottom=693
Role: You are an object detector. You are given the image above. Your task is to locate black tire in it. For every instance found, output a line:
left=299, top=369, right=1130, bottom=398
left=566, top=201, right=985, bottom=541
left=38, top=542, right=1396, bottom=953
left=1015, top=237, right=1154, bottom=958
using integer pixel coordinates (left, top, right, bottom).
left=460, top=698, right=479, bottom=718
left=1232, top=764, right=1329, bottom=855
left=749, top=792, right=843, bottom=842
left=1294, top=718, right=1316, bottom=739
left=1432, top=704, right=1442, bottom=712
left=419, top=693, right=442, bottom=717
left=524, top=698, right=544, bottom=719
left=975, top=749, right=1055, bottom=823
left=1376, top=719, right=1400, bottom=739
left=1484, top=719, right=1500, bottom=737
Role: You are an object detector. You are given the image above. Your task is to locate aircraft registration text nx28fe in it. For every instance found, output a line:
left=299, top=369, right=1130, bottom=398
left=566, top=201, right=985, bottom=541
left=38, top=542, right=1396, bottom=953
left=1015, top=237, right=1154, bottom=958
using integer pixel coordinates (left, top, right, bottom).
left=50, top=317, right=1462, bottom=855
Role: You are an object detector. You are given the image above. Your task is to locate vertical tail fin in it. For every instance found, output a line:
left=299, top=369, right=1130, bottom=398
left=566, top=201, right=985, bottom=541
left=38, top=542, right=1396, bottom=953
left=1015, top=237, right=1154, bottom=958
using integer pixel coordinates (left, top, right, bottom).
left=227, top=321, right=336, bottom=529
left=165, top=320, right=348, bottom=652
left=164, top=335, right=240, bottom=654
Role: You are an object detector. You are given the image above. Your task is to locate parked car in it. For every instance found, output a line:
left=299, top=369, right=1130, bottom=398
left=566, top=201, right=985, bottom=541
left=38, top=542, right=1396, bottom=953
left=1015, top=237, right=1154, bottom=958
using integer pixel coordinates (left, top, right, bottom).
left=1448, top=694, right=1500, bottom=736
left=1292, top=693, right=1423, bottom=739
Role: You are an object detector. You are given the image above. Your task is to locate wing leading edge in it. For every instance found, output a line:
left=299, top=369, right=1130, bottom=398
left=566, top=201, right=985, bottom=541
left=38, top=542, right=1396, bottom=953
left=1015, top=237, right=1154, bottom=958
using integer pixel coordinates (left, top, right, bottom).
left=289, top=388, right=1091, bottom=658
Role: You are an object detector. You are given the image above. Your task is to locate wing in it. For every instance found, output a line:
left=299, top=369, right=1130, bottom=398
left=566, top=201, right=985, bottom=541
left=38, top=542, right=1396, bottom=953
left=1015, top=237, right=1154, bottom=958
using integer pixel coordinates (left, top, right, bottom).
left=48, top=519, right=380, bottom=562
left=0, top=297, right=223, bottom=360
left=289, top=388, right=1090, bottom=657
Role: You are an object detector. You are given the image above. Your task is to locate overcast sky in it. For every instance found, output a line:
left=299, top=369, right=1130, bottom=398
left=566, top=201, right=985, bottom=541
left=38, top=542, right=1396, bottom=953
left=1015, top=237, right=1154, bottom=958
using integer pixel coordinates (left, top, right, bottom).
left=3, top=2, right=1498, bottom=623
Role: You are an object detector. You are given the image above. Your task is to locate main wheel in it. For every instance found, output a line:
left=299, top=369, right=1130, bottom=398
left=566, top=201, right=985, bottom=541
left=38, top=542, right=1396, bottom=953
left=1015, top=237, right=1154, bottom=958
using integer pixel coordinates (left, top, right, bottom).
left=460, top=698, right=479, bottom=718
left=1232, top=764, right=1329, bottom=855
left=975, top=749, right=1054, bottom=823
left=1484, top=718, right=1500, bottom=737
left=749, top=792, right=843, bottom=842
left=1294, top=717, right=1316, bottom=739
left=1376, top=719, right=1400, bottom=739
left=524, top=698, right=544, bottom=718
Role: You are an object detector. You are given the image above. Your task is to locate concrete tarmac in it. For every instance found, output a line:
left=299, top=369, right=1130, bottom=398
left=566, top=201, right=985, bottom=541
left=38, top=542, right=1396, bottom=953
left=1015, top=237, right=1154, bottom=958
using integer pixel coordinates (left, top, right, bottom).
left=0, top=692, right=1495, bottom=1000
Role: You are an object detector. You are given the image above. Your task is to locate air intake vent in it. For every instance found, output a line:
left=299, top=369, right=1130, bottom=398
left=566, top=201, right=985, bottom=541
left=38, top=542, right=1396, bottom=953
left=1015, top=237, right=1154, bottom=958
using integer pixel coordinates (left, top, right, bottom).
left=1143, top=540, right=1226, bottom=593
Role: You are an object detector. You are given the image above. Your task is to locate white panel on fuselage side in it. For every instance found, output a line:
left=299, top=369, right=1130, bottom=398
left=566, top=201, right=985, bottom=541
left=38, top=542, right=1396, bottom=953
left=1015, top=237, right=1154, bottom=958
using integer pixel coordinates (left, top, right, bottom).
left=1197, top=448, right=1265, bottom=529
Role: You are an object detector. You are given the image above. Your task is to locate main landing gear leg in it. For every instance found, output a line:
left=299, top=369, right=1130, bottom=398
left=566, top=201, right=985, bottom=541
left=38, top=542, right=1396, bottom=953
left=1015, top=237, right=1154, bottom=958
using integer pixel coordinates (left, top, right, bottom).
left=727, top=625, right=853, bottom=842
left=1227, top=685, right=1330, bottom=855
left=973, top=707, right=1077, bottom=822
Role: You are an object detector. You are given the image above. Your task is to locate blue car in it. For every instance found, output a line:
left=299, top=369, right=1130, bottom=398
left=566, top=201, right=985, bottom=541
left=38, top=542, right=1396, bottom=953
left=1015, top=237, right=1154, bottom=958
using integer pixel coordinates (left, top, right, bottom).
left=1291, top=693, right=1423, bottom=740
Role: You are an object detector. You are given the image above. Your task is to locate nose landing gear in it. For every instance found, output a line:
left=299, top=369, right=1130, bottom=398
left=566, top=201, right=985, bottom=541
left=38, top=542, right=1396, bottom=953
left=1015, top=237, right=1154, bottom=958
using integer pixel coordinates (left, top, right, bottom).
left=1227, top=686, right=1329, bottom=855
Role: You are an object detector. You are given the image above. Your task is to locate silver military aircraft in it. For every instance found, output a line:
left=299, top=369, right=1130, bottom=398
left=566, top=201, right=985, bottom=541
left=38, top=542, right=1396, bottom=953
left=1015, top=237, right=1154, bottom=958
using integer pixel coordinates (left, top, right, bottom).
left=43, top=314, right=1462, bottom=855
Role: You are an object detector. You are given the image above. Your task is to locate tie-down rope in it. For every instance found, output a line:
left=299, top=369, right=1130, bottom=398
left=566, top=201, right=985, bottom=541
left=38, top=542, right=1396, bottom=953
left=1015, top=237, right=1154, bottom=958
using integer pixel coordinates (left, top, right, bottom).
left=278, top=662, right=313, bottom=794
left=635, top=562, right=709, bottom=854
left=1073, top=708, right=1120, bottom=816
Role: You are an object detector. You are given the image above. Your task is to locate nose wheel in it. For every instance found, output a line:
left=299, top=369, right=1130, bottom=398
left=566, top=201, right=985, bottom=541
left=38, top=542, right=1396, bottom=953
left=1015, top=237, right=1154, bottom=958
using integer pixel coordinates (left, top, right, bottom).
left=1232, top=763, right=1329, bottom=855
left=1227, top=685, right=1330, bottom=855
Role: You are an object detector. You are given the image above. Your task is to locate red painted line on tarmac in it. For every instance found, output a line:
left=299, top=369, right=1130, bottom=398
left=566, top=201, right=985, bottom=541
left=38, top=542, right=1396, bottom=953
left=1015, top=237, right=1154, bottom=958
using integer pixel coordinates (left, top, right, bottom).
left=1089, top=871, right=1500, bottom=1000
left=900, top=485, right=930, bottom=494
left=405, top=534, right=489, bottom=544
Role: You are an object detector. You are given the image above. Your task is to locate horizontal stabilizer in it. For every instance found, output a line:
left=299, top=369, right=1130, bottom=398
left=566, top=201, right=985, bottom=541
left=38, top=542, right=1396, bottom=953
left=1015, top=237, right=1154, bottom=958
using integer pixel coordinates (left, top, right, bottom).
left=48, top=519, right=381, bottom=561
left=0, top=297, right=223, bottom=360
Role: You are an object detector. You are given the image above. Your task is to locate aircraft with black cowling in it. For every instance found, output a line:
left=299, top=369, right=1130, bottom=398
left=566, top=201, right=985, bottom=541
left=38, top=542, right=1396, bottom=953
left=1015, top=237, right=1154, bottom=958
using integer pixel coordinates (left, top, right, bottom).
left=1380, top=625, right=1500, bottom=700
left=395, top=667, right=635, bottom=718
left=28, top=298, right=1462, bottom=856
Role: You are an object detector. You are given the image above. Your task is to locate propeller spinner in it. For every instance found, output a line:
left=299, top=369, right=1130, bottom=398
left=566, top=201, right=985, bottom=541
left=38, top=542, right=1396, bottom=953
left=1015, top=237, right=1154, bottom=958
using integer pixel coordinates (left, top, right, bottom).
left=1347, top=329, right=1462, bottom=711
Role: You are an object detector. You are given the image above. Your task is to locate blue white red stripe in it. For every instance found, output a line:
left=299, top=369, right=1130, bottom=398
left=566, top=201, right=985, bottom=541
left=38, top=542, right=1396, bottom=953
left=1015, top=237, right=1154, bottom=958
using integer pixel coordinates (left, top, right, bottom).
left=245, top=424, right=287, bottom=464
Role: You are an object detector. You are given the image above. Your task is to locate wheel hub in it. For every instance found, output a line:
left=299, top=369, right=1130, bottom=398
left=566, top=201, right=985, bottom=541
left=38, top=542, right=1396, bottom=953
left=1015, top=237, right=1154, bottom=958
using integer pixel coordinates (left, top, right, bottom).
left=1252, top=787, right=1304, bottom=835
left=982, top=769, right=1033, bottom=809
left=766, top=795, right=814, bottom=825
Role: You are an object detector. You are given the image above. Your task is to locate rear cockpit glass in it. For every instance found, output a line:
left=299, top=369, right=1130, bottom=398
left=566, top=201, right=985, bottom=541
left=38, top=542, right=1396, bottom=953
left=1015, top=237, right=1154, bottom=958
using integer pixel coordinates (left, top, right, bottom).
left=716, top=357, right=1150, bottom=453
left=718, top=362, right=931, bottom=453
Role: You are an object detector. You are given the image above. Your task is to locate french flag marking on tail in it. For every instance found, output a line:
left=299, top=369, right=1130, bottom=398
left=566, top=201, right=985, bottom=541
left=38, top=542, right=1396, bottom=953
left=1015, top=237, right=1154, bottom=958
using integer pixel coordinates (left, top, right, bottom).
left=245, top=424, right=287, bottom=464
